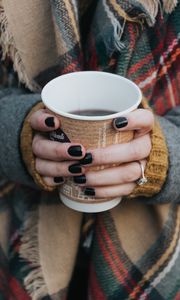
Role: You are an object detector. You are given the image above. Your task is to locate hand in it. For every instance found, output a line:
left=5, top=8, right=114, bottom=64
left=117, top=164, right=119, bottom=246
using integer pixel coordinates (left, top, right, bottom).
left=73, top=109, right=154, bottom=198
left=29, top=109, right=86, bottom=186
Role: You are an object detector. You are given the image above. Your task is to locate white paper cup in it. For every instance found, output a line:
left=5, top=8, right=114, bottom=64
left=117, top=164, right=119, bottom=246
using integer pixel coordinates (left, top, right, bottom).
left=41, top=71, right=142, bottom=213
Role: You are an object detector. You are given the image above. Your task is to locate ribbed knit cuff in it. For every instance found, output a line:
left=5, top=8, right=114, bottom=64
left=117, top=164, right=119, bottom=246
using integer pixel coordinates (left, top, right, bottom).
left=20, top=102, right=55, bottom=192
left=129, top=99, right=169, bottom=198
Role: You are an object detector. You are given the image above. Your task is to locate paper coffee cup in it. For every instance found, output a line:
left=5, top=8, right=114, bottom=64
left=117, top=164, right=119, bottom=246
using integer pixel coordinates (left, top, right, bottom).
left=41, top=71, right=142, bottom=213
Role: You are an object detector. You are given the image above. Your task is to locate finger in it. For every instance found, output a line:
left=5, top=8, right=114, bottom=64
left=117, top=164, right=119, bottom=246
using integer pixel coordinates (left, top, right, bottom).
left=35, top=158, right=85, bottom=177
left=113, top=109, right=154, bottom=137
left=29, top=109, right=60, bottom=131
left=89, top=134, right=151, bottom=167
left=73, top=161, right=146, bottom=186
left=43, top=176, right=65, bottom=186
left=32, top=134, right=86, bottom=161
left=83, top=183, right=135, bottom=198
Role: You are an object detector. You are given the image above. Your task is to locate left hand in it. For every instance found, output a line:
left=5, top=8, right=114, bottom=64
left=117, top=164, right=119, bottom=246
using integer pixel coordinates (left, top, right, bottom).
left=74, top=108, right=154, bottom=198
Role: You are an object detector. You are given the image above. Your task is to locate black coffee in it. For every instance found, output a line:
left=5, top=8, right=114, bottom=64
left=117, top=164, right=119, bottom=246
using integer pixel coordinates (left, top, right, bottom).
left=69, top=109, right=117, bottom=116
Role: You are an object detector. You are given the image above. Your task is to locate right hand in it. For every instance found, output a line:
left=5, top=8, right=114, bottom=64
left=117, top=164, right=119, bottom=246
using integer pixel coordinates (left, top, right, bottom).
left=29, top=108, right=86, bottom=186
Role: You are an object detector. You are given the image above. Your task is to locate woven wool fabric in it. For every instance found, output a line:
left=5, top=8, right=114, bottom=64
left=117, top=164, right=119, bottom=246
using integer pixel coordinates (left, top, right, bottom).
left=0, top=1, right=180, bottom=300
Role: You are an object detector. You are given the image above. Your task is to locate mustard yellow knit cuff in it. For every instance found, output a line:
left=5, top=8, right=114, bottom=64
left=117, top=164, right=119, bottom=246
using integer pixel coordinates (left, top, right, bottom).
left=130, top=99, right=169, bottom=198
left=20, top=102, right=55, bottom=192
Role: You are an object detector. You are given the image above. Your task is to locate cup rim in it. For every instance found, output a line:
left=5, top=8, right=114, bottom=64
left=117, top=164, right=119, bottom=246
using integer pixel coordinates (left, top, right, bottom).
left=41, top=71, right=142, bottom=121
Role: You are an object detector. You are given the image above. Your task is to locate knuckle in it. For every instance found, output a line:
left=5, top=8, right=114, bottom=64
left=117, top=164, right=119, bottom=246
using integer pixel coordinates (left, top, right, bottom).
left=29, top=111, right=38, bottom=124
left=54, top=144, right=67, bottom=160
left=35, top=158, right=42, bottom=173
left=146, top=110, right=154, bottom=128
left=123, top=184, right=134, bottom=196
left=43, top=177, right=50, bottom=185
left=130, top=135, right=152, bottom=160
left=37, top=116, right=44, bottom=128
left=125, top=164, right=140, bottom=182
left=123, top=171, right=133, bottom=183
left=54, top=145, right=62, bottom=158
left=43, top=177, right=55, bottom=186
left=91, top=149, right=107, bottom=166
left=99, top=150, right=109, bottom=164
left=55, top=162, right=64, bottom=175
left=143, top=135, right=152, bottom=157
left=32, top=138, right=40, bottom=155
left=93, top=148, right=110, bottom=165
left=31, top=113, right=42, bottom=128
left=100, top=189, right=111, bottom=198
left=130, top=141, right=143, bottom=160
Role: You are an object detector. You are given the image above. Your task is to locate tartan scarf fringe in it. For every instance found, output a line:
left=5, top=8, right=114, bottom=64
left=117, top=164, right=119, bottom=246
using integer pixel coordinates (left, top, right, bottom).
left=162, top=0, right=178, bottom=13
left=0, top=1, right=40, bottom=92
left=106, top=8, right=126, bottom=52
left=120, top=0, right=178, bottom=26
left=19, top=209, right=48, bottom=300
left=0, top=0, right=178, bottom=91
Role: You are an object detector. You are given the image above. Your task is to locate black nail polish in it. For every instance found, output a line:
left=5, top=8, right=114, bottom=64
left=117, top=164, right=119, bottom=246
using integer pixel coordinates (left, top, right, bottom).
left=54, top=177, right=64, bottom=183
left=114, top=117, right=128, bottom=128
left=84, top=187, right=95, bottom=196
left=69, top=164, right=82, bottom=174
left=79, top=153, right=93, bottom=165
left=73, top=175, right=86, bottom=184
left=68, top=146, right=82, bottom=157
left=45, top=117, right=55, bottom=127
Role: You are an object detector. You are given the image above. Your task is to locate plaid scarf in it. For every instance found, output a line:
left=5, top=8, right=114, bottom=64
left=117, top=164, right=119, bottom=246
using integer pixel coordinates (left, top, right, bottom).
left=0, top=0, right=177, bottom=90
left=0, top=1, right=180, bottom=299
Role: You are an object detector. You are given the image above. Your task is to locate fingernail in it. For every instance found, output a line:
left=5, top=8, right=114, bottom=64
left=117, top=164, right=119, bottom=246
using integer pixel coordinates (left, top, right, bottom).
left=79, top=153, right=93, bottom=165
left=69, top=164, right=82, bottom=174
left=84, top=187, right=95, bottom=196
left=73, top=175, right=86, bottom=184
left=68, top=146, right=82, bottom=157
left=45, top=117, right=55, bottom=127
left=114, top=117, right=128, bottom=128
left=54, top=177, right=64, bottom=183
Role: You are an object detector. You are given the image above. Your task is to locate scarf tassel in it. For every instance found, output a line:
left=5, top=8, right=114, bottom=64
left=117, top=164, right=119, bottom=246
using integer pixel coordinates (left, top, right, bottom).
left=0, top=3, right=40, bottom=91
left=19, top=210, right=48, bottom=300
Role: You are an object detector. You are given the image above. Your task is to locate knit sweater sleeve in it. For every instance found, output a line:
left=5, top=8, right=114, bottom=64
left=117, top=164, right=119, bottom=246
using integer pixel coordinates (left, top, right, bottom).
left=0, top=86, right=41, bottom=189
left=139, top=106, right=180, bottom=204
